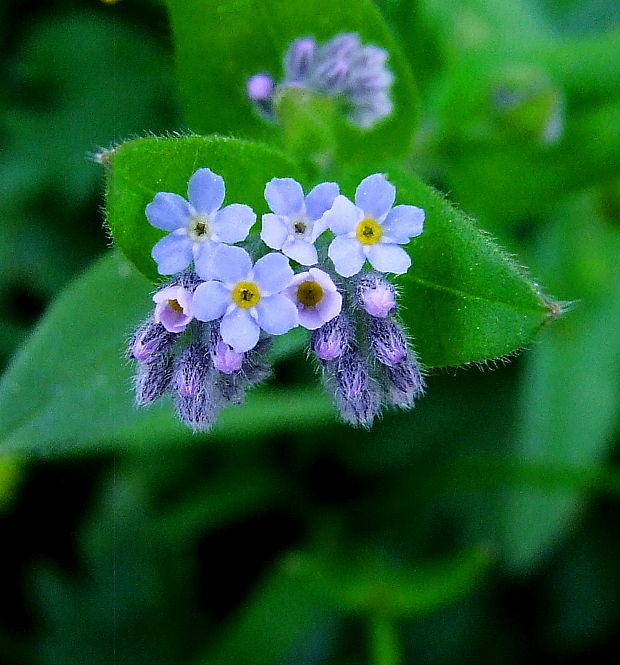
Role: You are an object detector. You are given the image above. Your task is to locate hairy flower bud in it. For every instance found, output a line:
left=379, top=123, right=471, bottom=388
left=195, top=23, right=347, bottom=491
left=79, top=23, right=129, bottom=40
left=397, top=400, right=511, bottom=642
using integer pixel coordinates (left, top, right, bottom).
left=356, top=273, right=396, bottom=318
left=128, top=318, right=176, bottom=363
left=383, top=352, right=425, bottom=408
left=331, top=348, right=381, bottom=427
left=367, top=316, right=408, bottom=367
left=172, top=343, right=220, bottom=431
left=134, top=354, right=173, bottom=405
left=311, top=312, right=350, bottom=361
left=246, top=73, right=275, bottom=102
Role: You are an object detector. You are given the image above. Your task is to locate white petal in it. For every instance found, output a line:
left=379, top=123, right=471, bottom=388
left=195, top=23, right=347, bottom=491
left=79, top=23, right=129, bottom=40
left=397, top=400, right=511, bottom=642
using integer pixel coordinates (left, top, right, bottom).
left=282, top=237, right=318, bottom=266
left=191, top=281, right=230, bottom=321
left=220, top=308, right=260, bottom=352
left=382, top=205, right=425, bottom=243
left=264, top=177, right=305, bottom=216
left=328, top=236, right=366, bottom=277
left=151, top=232, right=193, bottom=275
left=193, top=242, right=217, bottom=280
left=260, top=214, right=289, bottom=249
left=321, top=195, right=363, bottom=235
left=187, top=168, right=225, bottom=215
left=213, top=203, right=256, bottom=243
left=367, top=243, right=411, bottom=275
left=355, top=173, right=395, bottom=221
left=145, top=193, right=192, bottom=232
left=252, top=252, right=294, bottom=295
left=256, top=294, right=299, bottom=335
left=210, top=244, right=252, bottom=285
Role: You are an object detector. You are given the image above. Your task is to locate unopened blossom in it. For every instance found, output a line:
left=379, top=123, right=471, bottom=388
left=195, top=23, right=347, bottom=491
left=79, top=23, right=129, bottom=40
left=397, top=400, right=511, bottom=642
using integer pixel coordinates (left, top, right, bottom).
left=284, top=268, right=342, bottom=330
left=261, top=178, right=339, bottom=265
left=191, top=245, right=298, bottom=353
left=323, top=173, right=425, bottom=278
left=146, top=168, right=255, bottom=275
left=128, top=318, right=176, bottom=363
left=153, top=285, right=193, bottom=333
left=212, top=339, right=244, bottom=374
left=246, top=73, right=275, bottom=102
left=356, top=273, right=396, bottom=318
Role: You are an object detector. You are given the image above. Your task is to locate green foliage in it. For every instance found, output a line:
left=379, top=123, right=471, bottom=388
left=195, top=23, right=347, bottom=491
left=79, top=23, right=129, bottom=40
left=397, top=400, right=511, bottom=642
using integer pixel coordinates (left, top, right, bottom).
left=104, top=135, right=303, bottom=282
left=339, top=165, right=554, bottom=367
left=165, top=0, right=419, bottom=164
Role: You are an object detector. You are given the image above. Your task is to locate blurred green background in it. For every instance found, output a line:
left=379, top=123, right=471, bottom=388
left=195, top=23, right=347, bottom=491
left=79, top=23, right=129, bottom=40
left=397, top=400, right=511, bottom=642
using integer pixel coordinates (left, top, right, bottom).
left=1, top=0, right=619, bottom=663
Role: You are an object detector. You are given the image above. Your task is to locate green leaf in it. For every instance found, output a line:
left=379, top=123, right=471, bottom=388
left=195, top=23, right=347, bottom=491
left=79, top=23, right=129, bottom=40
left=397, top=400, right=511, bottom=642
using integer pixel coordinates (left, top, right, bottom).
left=165, top=0, right=418, bottom=163
left=104, top=135, right=303, bottom=282
left=338, top=165, right=556, bottom=367
left=289, top=545, right=492, bottom=618
left=500, top=194, right=620, bottom=572
left=192, top=556, right=339, bottom=665
left=0, top=252, right=331, bottom=459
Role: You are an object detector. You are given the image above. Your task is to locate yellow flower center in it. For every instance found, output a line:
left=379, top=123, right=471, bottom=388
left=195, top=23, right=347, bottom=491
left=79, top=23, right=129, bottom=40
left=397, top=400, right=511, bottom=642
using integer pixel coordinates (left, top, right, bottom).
left=188, top=215, right=211, bottom=241
left=232, top=281, right=261, bottom=308
left=167, top=299, right=183, bottom=313
left=297, top=280, right=324, bottom=307
left=356, top=218, right=382, bottom=245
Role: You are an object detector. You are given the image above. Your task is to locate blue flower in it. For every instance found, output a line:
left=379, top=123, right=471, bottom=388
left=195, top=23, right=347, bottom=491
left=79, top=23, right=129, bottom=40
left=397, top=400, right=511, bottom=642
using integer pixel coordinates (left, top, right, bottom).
left=260, top=177, right=339, bottom=265
left=191, top=245, right=298, bottom=352
left=322, top=173, right=425, bottom=278
left=146, top=168, right=256, bottom=275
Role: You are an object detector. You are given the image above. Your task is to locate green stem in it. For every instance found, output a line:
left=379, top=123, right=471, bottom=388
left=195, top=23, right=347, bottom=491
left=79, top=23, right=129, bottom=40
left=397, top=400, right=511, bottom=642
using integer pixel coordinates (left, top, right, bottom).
left=369, top=614, right=402, bottom=665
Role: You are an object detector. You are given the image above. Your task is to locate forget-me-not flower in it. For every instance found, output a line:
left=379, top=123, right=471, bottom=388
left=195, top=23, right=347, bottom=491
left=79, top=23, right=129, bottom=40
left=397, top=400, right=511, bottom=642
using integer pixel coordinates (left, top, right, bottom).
left=153, top=285, right=194, bottom=333
left=191, top=245, right=298, bottom=352
left=260, top=178, right=339, bottom=265
left=323, top=173, right=425, bottom=278
left=284, top=268, right=342, bottom=330
left=146, top=168, right=255, bottom=275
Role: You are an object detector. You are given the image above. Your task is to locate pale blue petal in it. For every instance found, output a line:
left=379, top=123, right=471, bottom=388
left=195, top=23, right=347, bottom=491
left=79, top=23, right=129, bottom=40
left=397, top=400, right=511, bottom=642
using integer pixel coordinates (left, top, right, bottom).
left=187, top=168, right=225, bottom=215
left=151, top=232, right=193, bottom=275
left=210, top=244, right=252, bottom=285
left=355, top=173, right=395, bottom=221
left=145, top=193, right=192, bottom=232
left=367, top=243, right=411, bottom=275
left=265, top=178, right=305, bottom=217
left=220, top=308, right=260, bottom=352
left=305, top=181, right=339, bottom=220
left=213, top=203, right=256, bottom=243
left=382, top=205, right=425, bottom=243
left=252, top=252, right=293, bottom=295
left=191, top=281, right=230, bottom=321
left=193, top=242, right=217, bottom=281
left=256, top=294, right=299, bottom=335
left=282, top=237, right=318, bottom=266
left=260, top=214, right=289, bottom=249
left=328, top=236, right=366, bottom=277
left=322, top=195, right=363, bottom=235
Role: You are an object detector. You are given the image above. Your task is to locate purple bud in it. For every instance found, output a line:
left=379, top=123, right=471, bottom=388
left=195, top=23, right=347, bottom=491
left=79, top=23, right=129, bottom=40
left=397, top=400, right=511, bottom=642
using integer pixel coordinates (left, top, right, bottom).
left=246, top=73, right=275, bottom=102
left=383, top=352, right=425, bottom=409
left=356, top=273, right=396, bottom=318
left=368, top=316, right=408, bottom=367
left=284, top=37, right=316, bottom=83
left=312, top=313, right=350, bottom=361
left=331, top=349, right=381, bottom=427
left=172, top=344, right=220, bottom=432
left=134, top=354, right=173, bottom=405
left=212, top=340, right=244, bottom=374
left=128, top=318, right=176, bottom=363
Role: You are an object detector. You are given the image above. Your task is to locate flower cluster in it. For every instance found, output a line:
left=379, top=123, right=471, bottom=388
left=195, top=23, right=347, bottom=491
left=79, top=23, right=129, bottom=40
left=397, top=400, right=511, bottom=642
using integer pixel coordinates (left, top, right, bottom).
left=128, top=167, right=425, bottom=430
left=247, top=33, right=394, bottom=129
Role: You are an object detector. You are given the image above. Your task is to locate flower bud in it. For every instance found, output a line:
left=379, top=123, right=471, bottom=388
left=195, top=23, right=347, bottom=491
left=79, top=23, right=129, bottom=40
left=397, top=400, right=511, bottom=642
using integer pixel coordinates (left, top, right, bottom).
left=332, top=349, right=381, bottom=427
left=356, top=273, right=396, bottom=318
left=128, top=318, right=175, bottom=363
left=134, top=354, right=173, bottom=405
left=246, top=73, right=275, bottom=102
left=383, top=352, right=425, bottom=408
left=367, top=316, right=408, bottom=367
left=212, top=340, right=244, bottom=375
left=311, top=313, right=350, bottom=361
